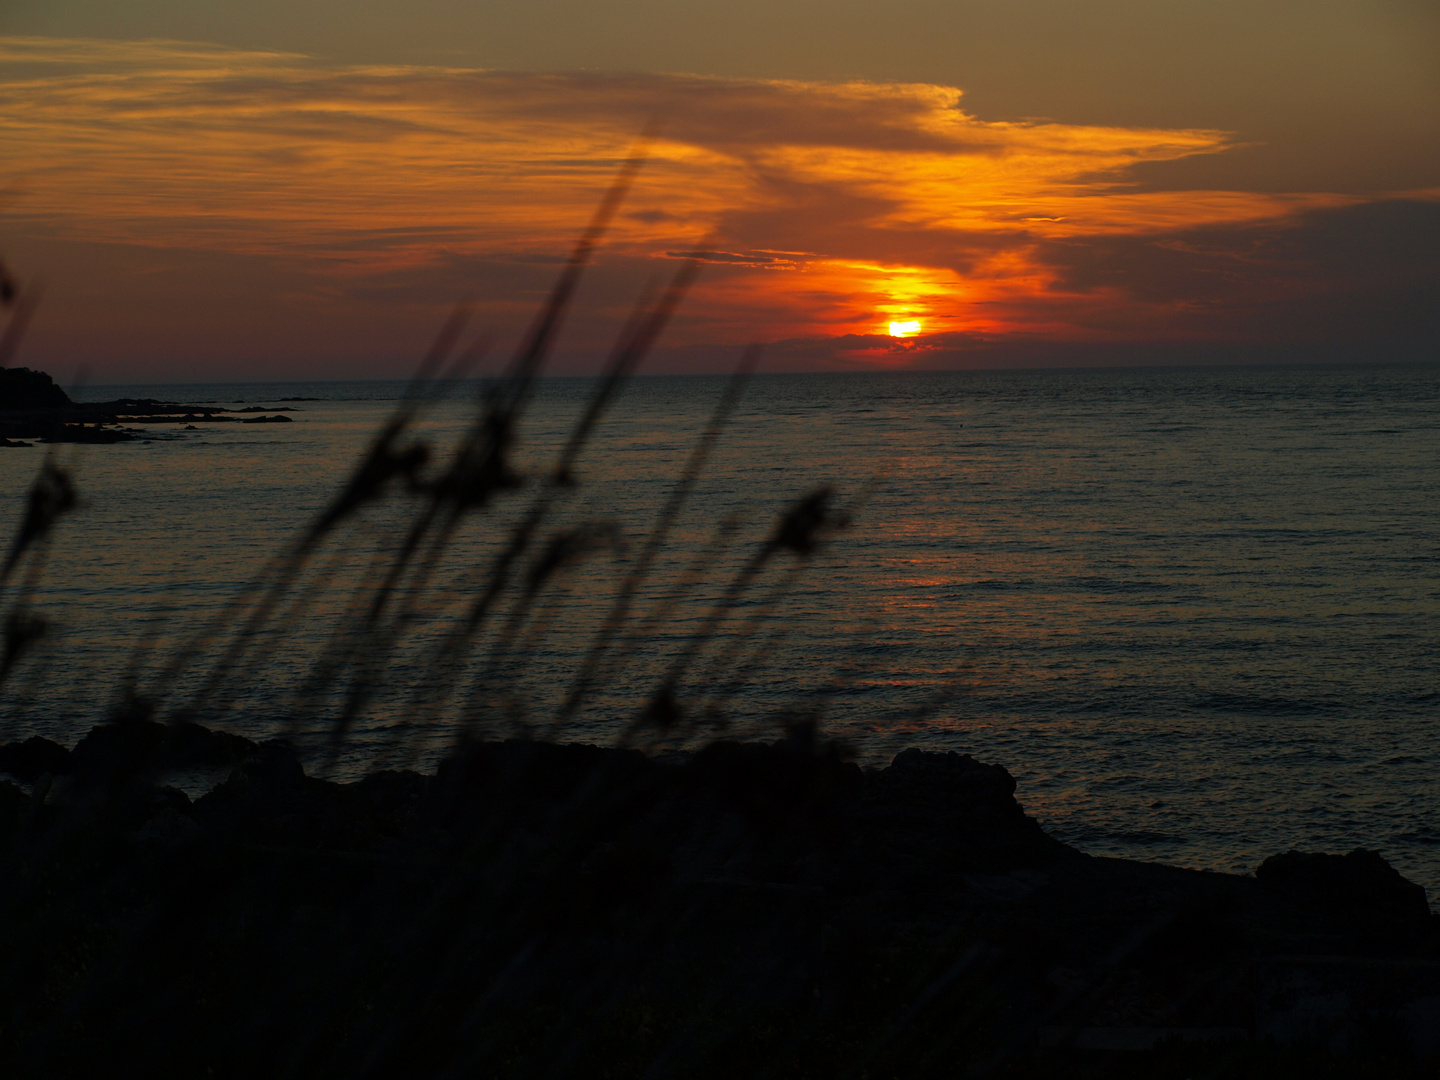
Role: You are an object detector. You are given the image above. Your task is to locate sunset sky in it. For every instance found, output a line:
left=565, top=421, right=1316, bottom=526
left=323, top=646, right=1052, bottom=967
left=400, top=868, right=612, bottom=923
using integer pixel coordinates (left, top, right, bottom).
left=3, top=1, right=1437, bottom=380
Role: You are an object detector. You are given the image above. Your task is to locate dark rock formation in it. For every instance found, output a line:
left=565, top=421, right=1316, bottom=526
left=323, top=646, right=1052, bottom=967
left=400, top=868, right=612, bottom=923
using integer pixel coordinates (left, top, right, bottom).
left=0, top=735, right=70, bottom=782
left=0, top=367, right=70, bottom=410
left=0, top=726, right=1435, bottom=1077
left=1258, top=847, right=1432, bottom=936
left=0, top=778, right=29, bottom=842
left=862, top=747, right=1060, bottom=864
left=67, top=717, right=263, bottom=775
left=0, top=367, right=302, bottom=443
left=43, top=424, right=134, bottom=444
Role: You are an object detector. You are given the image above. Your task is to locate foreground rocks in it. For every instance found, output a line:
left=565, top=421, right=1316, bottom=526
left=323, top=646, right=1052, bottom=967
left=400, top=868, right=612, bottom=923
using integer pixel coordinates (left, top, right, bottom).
left=0, top=720, right=1435, bottom=1077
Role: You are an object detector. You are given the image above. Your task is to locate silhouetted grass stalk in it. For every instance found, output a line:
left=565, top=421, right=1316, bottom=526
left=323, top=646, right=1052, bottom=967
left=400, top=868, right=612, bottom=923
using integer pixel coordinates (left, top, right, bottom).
left=0, top=145, right=866, bottom=775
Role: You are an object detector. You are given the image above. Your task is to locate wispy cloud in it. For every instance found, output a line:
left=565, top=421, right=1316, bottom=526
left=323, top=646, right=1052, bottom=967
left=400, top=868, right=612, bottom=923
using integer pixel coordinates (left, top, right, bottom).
left=2, top=36, right=1419, bottom=375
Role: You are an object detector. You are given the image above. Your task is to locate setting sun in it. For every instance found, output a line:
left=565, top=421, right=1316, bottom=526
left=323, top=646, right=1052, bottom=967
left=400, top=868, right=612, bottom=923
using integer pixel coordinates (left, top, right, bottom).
left=888, top=320, right=922, bottom=337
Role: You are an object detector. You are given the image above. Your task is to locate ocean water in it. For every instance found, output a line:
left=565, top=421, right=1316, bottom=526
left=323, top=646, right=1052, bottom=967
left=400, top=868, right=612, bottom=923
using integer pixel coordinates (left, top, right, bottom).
left=2, top=364, right=1437, bottom=896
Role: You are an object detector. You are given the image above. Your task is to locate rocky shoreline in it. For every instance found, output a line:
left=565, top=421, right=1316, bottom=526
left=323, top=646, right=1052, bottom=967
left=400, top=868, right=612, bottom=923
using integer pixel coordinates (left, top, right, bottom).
left=0, top=366, right=295, bottom=444
left=1, top=719, right=1435, bottom=1076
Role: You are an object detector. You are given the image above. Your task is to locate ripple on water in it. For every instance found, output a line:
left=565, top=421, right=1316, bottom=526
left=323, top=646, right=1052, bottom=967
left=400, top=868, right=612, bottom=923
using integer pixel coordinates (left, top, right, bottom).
left=1, top=363, right=1436, bottom=897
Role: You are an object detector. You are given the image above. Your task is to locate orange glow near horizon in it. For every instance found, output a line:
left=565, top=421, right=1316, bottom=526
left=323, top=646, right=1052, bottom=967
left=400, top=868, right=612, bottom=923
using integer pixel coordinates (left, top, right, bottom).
left=0, top=36, right=1382, bottom=370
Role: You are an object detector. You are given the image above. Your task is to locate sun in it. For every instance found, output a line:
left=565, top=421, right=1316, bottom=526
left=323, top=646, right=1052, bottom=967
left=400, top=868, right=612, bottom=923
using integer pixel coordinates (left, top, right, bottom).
left=888, top=320, right=922, bottom=337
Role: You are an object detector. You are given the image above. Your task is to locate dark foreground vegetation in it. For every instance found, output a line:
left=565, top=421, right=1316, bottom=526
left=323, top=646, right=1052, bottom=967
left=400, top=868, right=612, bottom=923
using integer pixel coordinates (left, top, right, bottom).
left=2, top=160, right=1436, bottom=1076
left=1, top=720, right=1437, bottom=1078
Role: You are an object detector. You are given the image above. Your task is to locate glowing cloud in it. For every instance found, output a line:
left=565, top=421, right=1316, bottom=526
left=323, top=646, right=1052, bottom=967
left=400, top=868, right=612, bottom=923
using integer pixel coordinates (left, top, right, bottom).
left=0, top=36, right=1379, bottom=376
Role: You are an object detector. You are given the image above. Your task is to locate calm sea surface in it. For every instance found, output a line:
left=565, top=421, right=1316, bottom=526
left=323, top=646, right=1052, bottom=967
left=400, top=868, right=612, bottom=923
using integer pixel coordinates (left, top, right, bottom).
left=3, top=365, right=1437, bottom=894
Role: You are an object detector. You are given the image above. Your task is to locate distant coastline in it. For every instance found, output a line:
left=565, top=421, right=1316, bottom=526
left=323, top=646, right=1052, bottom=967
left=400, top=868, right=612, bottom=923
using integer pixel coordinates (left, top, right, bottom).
left=0, top=364, right=296, bottom=444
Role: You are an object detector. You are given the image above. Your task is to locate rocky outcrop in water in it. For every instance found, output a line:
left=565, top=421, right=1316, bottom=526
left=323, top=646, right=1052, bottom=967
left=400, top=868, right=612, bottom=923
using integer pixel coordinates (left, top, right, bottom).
left=0, top=366, right=301, bottom=443
left=0, top=367, right=70, bottom=410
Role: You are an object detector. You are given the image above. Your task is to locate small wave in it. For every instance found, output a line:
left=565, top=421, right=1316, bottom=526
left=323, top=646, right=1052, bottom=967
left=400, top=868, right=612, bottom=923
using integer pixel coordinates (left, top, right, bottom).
left=961, top=578, right=1037, bottom=591
left=1107, top=829, right=1188, bottom=845
left=1060, top=824, right=1188, bottom=847
left=1195, top=692, right=1334, bottom=715
left=1396, top=830, right=1440, bottom=846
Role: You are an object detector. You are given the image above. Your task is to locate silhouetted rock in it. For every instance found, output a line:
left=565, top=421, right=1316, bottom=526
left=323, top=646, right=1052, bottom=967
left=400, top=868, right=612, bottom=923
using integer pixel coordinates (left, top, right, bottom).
left=69, top=718, right=261, bottom=776
left=0, top=368, right=300, bottom=442
left=430, top=738, right=654, bottom=827
left=0, top=778, right=29, bottom=838
left=878, top=746, right=1020, bottom=803
left=41, top=424, right=135, bottom=444
left=854, top=747, right=1068, bottom=874
left=0, top=366, right=70, bottom=409
left=1257, top=847, right=1432, bottom=928
left=0, top=735, right=72, bottom=782
left=132, top=803, right=203, bottom=844
left=350, top=768, right=428, bottom=811
left=4, top=722, right=1438, bottom=1075
left=685, top=737, right=863, bottom=824
left=229, top=739, right=307, bottom=788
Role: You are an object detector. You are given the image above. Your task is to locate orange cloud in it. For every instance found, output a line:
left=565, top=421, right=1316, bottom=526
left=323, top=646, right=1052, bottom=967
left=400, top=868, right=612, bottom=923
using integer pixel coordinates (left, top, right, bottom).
left=0, top=36, right=1380, bottom=374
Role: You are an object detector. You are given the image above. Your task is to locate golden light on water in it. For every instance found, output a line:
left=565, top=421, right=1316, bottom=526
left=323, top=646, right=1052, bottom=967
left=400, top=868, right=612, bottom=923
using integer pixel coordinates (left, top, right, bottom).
left=888, top=320, right=922, bottom=337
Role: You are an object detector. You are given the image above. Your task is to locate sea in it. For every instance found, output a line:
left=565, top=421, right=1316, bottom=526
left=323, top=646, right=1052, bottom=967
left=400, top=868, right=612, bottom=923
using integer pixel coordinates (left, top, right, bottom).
left=2, top=363, right=1437, bottom=897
